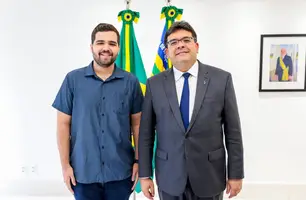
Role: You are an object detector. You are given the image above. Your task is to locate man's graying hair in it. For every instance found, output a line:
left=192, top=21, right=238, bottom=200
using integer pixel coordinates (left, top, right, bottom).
left=164, top=21, right=197, bottom=47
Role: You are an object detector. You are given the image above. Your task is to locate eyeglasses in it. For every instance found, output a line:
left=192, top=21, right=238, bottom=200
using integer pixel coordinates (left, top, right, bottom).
left=167, top=37, right=196, bottom=47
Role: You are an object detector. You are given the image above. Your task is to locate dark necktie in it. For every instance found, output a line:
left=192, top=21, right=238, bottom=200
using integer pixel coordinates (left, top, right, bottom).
left=180, top=72, right=191, bottom=131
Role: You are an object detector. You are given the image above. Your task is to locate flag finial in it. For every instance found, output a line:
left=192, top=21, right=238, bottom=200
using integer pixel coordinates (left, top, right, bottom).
left=125, top=0, right=131, bottom=9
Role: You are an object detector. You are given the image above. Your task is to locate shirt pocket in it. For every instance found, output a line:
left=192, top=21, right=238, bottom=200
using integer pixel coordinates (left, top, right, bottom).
left=112, top=91, right=130, bottom=114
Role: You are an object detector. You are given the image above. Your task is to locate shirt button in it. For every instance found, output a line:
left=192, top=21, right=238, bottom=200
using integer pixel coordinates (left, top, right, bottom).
left=102, top=146, right=104, bottom=149
left=102, top=113, right=105, bottom=116
left=102, top=162, right=104, bottom=165
left=102, top=130, right=104, bottom=133
left=102, top=97, right=105, bottom=100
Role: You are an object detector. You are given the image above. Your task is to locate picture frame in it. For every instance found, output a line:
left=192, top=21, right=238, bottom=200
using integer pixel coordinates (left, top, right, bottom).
left=259, top=34, right=306, bottom=92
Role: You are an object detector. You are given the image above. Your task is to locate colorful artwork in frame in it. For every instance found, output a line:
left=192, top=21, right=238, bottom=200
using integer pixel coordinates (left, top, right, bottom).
left=259, top=34, right=306, bottom=92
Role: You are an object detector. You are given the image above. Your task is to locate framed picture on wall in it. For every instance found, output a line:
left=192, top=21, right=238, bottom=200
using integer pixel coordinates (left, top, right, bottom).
left=259, top=34, right=306, bottom=92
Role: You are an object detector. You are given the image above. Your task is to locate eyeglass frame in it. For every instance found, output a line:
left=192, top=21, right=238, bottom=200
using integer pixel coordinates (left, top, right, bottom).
left=166, top=36, right=197, bottom=47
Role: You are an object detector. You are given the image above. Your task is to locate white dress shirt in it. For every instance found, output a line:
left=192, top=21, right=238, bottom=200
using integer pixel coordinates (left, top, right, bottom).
left=173, top=61, right=199, bottom=122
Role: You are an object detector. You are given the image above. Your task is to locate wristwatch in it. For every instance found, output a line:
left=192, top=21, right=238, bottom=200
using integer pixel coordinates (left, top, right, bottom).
left=134, top=159, right=139, bottom=163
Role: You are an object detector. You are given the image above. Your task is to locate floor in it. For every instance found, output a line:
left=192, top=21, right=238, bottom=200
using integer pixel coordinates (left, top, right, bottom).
left=0, top=189, right=302, bottom=200
left=1, top=194, right=304, bottom=200
left=0, top=197, right=245, bottom=200
left=1, top=182, right=304, bottom=200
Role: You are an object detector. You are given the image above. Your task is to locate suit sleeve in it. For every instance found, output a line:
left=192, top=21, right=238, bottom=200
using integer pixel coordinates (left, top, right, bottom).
left=275, top=58, right=280, bottom=75
left=288, top=56, right=293, bottom=76
left=138, top=79, right=156, bottom=178
left=223, top=73, right=244, bottom=179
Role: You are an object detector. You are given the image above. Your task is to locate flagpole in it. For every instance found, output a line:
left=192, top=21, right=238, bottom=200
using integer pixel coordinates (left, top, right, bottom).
left=133, top=189, right=136, bottom=200
left=130, top=2, right=135, bottom=199
left=124, top=2, right=134, bottom=199
left=123, top=1, right=135, bottom=197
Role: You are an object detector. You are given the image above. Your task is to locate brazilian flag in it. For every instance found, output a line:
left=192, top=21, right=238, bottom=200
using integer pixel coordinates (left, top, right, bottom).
left=115, top=9, right=147, bottom=194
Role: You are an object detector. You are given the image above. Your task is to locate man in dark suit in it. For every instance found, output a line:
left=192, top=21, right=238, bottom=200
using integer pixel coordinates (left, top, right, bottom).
left=138, top=21, right=244, bottom=200
left=274, top=48, right=293, bottom=81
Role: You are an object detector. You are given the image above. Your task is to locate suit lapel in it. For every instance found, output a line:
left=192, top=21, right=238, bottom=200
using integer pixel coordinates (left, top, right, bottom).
left=163, top=69, right=186, bottom=133
left=186, top=63, right=210, bottom=133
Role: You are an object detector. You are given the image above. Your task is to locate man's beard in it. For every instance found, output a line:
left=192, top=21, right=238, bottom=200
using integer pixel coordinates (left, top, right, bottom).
left=93, top=51, right=117, bottom=68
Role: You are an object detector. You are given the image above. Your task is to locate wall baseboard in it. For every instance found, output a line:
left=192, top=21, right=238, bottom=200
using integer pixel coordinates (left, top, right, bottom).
left=237, top=182, right=305, bottom=200
left=0, top=180, right=305, bottom=200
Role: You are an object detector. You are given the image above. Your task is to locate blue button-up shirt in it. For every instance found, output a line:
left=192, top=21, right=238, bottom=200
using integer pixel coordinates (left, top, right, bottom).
left=52, top=61, right=144, bottom=184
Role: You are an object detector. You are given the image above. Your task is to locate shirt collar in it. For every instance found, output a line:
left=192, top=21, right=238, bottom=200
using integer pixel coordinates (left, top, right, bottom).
left=85, top=61, right=125, bottom=79
left=173, top=61, right=199, bottom=82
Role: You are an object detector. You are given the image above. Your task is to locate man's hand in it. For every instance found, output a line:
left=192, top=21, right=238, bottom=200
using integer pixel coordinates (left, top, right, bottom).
left=140, top=178, right=155, bottom=200
left=226, top=179, right=243, bottom=198
left=131, top=163, right=139, bottom=190
left=62, top=165, right=76, bottom=194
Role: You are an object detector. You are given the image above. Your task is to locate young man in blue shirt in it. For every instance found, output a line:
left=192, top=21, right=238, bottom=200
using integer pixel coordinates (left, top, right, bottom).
left=52, top=23, right=143, bottom=200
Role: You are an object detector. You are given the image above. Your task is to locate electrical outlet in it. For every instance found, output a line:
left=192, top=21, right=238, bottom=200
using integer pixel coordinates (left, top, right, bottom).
left=21, top=166, right=27, bottom=173
left=21, top=166, right=29, bottom=178
left=31, top=165, right=38, bottom=174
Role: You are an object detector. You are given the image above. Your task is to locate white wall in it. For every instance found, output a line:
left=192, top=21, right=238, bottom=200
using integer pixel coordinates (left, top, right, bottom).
left=1, top=0, right=306, bottom=198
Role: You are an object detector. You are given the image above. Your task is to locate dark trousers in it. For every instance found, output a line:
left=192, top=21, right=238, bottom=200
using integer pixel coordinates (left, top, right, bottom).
left=159, top=179, right=223, bottom=200
left=72, top=177, right=134, bottom=200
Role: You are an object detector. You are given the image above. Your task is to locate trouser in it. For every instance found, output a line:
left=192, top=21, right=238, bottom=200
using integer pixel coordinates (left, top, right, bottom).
left=159, top=178, right=223, bottom=200
left=72, top=176, right=134, bottom=200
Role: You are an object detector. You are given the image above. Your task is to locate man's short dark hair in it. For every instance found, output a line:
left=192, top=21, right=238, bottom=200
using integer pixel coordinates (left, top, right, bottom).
left=164, top=21, right=197, bottom=47
left=91, top=23, right=120, bottom=45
